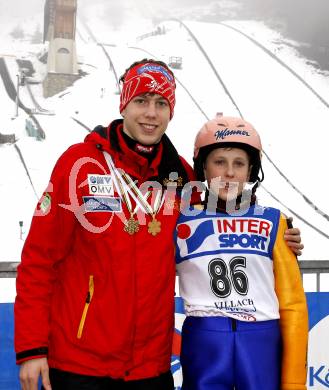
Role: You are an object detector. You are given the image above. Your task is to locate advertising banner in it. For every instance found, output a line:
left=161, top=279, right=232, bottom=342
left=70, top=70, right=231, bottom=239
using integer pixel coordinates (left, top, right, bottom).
left=307, top=292, right=329, bottom=389
left=172, top=291, right=329, bottom=390
left=1, top=291, right=329, bottom=389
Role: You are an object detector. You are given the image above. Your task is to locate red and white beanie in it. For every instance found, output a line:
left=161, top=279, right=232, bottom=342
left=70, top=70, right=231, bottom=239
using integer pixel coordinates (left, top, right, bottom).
left=119, top=62, right=176, bottom=119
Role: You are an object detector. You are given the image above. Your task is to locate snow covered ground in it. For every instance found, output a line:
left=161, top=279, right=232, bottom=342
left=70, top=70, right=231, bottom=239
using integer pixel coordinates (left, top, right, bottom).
left=1, top=3, right=329, bottom=303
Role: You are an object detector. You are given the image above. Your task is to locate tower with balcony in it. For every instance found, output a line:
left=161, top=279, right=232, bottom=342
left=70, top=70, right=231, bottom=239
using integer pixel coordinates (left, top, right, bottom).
left=43, top=0, right=79, bottom=97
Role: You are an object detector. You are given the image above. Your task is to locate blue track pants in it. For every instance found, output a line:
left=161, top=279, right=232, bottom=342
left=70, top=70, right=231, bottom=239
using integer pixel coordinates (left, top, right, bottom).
left=180, top=316, right=282, bottom=390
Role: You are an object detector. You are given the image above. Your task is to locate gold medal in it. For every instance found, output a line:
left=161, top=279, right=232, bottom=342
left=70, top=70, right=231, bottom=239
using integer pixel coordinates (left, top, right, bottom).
left=148, top=217, right=161, bottom=236
left=124, top=216, right=140, bottom=235
left=102, top=152, right=164, bottom=236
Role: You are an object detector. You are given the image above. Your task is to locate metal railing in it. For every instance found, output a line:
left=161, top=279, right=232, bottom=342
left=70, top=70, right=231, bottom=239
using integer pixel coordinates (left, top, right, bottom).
left=299, top=260, right=329, bottom=292
left=1, top=261, right=328, bottom=289
left=0, top=262, right=19, bottom=278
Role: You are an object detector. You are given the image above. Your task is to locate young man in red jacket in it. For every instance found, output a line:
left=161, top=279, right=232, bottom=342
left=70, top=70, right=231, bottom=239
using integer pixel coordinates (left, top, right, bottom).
left=15, top=59, right=303, bottom=390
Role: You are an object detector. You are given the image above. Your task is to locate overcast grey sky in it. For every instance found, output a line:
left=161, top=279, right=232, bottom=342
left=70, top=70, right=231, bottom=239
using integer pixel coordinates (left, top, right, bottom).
left=1, top=0, right=328, bottom=71
left=0, top=0, right=43, bottom=19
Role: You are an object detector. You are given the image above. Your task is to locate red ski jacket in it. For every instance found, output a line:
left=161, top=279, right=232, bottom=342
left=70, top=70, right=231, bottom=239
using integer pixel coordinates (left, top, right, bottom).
left=15, top=120, right=197, bottom=380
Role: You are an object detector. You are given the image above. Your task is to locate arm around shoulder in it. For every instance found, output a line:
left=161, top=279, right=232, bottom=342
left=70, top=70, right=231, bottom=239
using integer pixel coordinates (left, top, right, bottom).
left=283, top=216, right=304, bottom=256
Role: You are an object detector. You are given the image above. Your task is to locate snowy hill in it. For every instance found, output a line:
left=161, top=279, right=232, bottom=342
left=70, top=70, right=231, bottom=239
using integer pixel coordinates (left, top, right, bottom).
left=1, top=3, right=329, bottom=269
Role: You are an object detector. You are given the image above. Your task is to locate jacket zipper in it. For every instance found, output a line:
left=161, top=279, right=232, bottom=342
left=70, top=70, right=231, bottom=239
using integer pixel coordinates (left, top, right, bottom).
left=231, top=318, right=237, bottom=332
left=77, top=275, right=94, bottom=339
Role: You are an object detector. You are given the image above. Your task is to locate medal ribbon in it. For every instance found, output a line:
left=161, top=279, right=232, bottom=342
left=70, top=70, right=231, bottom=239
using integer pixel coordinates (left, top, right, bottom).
left=120, top=172, right=165, bottom=217
left=103, top=151, right=163, bottom=217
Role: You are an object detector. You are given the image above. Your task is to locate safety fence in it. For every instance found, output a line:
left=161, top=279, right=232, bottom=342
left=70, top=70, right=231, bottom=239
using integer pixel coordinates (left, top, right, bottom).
left=136, top=26, right=166, bottom=41
left=299, top=260, right=329, bottom=292
left=1, top=259, right=329, bottom=295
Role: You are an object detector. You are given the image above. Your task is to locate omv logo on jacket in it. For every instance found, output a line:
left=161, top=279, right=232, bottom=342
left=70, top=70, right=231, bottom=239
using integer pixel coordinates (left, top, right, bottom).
left=176, top=217, right=273, bottom=261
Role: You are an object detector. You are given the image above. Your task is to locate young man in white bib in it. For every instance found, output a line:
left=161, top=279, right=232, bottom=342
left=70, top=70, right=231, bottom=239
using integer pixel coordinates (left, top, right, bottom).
left=175, top=114, right=308, bottom=390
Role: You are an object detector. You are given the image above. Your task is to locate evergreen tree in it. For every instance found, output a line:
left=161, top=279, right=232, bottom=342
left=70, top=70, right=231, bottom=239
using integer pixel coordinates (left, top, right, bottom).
left=31, top=25, right=43, bottom=44
left=10, top=25, right=25, bottom=40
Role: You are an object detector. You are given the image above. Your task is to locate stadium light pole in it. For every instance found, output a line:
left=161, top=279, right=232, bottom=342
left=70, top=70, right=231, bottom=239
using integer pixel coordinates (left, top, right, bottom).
left=15, top=73, right=20, bottom=117
left=19, top=220, right=24, bottom=240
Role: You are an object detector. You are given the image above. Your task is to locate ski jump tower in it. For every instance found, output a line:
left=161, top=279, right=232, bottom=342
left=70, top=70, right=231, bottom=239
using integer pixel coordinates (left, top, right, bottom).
left=43, top=0, right=79, bottom=97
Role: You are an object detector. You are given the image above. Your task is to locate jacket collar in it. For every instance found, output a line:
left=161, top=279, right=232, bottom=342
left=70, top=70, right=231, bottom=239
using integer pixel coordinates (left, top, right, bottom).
left=87, top=119, right=190, bottom=187
left=114, top=121, right=164, bottom=180
left=202, top=189, right=257, bottom=214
